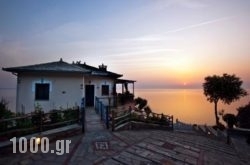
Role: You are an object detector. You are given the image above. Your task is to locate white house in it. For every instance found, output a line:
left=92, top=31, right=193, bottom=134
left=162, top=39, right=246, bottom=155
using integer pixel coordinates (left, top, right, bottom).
left=3, top=59, right=135, bottom=113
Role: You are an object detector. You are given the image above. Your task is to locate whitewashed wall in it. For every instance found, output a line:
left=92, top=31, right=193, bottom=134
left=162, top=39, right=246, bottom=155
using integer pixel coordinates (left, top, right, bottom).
left=16, top=73, right=84, bottom=113
left=83, top=76, right=115, bottom=105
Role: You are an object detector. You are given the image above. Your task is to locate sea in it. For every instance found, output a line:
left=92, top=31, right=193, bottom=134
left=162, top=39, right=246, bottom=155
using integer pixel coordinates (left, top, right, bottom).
left=135, top=88, right=250, bottom=125
left=1, top=88, right=249, bottom=125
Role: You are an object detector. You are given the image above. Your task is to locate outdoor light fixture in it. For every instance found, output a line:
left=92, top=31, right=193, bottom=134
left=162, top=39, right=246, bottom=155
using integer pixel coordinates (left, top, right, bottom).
left=36, top=137, right=41, bottom=145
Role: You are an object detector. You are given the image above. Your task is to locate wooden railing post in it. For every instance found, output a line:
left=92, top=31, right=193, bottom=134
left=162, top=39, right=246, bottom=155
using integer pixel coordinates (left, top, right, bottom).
left=112, top=110, right=115, bottom=131
left=129, top=110, right=132, bottom=130
left=171, top=115, right=174, bottom=130
left=77, top=106, right=80, bottom=123
left=98, top=101, right=101, bottom=114
left=106, top=97, right=111, bottom=129
left=100, top=103, right=103, bottom=121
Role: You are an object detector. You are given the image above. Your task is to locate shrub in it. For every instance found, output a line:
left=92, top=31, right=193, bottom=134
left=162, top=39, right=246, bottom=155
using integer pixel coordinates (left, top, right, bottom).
left=144, top=106, right=152, bottom=116
left=134, top=97, right=147, bottom=109
left=63, top=108, right=78, bottom=121
left=223, top=113, right=237, bottom=128
left=31, top=104, right=45, bottom=130
left=50, top=110, right=63, bottom=123
left=237, top=102, right=250, bottom=129
left=212, top=122, right=226, bottom=131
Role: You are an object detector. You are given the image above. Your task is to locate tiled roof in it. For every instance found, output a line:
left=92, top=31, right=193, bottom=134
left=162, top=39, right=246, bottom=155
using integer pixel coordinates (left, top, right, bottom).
left=2, top=59, right=123, bottom=78
left=75, top=63, right=122, bottom=78
left=2, top=60, right=90, bottom=74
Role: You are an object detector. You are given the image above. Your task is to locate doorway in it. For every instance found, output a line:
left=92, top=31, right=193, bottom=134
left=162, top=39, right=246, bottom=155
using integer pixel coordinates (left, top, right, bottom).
left=85, top=85, right=95, bottom=107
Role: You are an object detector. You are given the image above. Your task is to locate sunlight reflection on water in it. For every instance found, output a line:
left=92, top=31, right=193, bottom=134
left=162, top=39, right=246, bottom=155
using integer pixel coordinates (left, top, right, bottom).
left=135, top=89, right=250, bottom=125
left=1, top=88, right=249, bottom=125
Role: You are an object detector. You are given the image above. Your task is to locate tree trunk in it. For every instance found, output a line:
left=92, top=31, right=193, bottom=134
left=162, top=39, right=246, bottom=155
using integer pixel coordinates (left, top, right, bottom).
left=214, top=100, right=219, bottom=126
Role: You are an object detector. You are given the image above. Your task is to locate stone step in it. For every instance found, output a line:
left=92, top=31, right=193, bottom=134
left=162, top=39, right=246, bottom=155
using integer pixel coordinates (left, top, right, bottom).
left=113, top=132, right=136, bottom=145
left=127, top=145, right=167, bottom=164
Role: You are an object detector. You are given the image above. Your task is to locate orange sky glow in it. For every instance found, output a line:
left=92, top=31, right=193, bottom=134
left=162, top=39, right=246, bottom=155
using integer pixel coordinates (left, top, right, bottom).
left=0, top=0, right=249, bottom=89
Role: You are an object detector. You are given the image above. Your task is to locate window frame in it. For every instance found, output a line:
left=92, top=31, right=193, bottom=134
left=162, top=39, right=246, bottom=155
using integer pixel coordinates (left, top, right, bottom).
left=35, top=83, right=50, bottom=101
left=101, top=85, right=109, bottom=96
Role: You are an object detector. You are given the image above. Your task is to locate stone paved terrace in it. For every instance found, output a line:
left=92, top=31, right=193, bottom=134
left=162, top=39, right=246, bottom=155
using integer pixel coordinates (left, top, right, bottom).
left=0, top=107, right=249, bottom=165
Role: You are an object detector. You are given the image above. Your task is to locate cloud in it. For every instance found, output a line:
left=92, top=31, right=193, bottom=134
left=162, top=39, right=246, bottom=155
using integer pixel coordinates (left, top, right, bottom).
left=146, top=0, right=207, bottom=11
left=175, top=0, right=208, bottom=9
left=106, top=48, right=180, bottom=58
left=30, top=22, right=90, bottom=44
left=164, top=16, right=235, bottom=34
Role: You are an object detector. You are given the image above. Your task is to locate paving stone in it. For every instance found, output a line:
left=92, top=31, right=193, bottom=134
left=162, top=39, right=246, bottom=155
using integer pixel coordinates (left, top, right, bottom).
left=20, top=158, right=32, bottom=165
left=127, top=145, right=170, bottom=164
left=99, top=158, right=123, bottom=165
left=1, top=108, right=249, bottom=165
left=113, top=151, right=156, bottom=165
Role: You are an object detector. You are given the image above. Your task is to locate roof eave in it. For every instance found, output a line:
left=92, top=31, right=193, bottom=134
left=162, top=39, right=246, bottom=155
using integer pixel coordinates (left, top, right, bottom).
left=2, top=68, right=90, bottom=74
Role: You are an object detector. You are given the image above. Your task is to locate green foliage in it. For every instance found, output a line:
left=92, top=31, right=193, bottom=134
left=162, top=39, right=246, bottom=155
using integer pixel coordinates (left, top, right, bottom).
left=16, top=118, right=32, bottom=129
left=31, top=104, right=45, bottom=128
left=203, top=73, right=247, bottom=126
left=144, top=106, right=152, bottom=116
left=63, top=108, right=78, bottom=121
left=203, top=74, right=247, bottom=104
left=222, top=113, right=237, bottom=128
left=135, top=97, right=148, bottom=109
left=237, top=102, right=250, bottom=129
left=50, top=110, right=63, bottom=123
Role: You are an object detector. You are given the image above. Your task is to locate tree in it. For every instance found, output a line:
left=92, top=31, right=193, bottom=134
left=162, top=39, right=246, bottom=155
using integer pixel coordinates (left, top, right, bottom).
left=237, top=102, right=250, bottom=128
left=203, top=73, right=247, bottom=126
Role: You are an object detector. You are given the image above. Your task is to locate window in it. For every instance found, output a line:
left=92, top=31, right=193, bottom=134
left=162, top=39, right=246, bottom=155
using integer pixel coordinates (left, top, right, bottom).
left=35, top=83, right=50, bottom=100
left=101, top=85, right=109, bottom=96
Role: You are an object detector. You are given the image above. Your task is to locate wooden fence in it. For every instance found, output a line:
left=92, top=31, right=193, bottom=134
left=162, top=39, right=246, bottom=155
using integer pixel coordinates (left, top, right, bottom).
left=112, top=111, right=174, bottom=131
left=0, top=107, right=80, bottom=140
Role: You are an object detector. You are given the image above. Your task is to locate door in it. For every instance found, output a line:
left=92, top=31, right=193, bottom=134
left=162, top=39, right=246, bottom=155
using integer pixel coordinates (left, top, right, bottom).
left=85, top=85, right=95, bottom=107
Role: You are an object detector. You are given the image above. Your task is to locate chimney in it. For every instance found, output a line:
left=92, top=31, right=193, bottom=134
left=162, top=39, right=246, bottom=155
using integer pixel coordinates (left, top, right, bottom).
left=99, top=63, right=107, bottom=71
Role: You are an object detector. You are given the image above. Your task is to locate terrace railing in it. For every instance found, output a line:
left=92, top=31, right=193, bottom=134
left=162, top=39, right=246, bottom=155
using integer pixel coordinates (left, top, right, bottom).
left=95, top=97, right=110, bottom=129
left=94, top=97, right=174, bottom=131
left=112, top=110, right=174, bottom=131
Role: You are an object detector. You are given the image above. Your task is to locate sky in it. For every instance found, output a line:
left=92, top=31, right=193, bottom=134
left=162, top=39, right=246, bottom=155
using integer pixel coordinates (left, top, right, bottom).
left=0, top=0, right=250, bottom=89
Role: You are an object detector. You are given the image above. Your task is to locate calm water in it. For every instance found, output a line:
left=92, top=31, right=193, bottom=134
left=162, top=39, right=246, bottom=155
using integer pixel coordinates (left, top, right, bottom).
left=135, top=89, right=250, bottom=125
left=1, top=88, right=249, bottom=125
